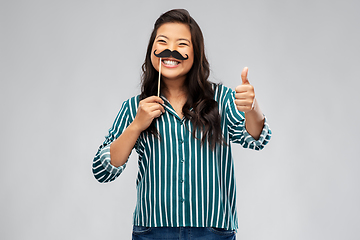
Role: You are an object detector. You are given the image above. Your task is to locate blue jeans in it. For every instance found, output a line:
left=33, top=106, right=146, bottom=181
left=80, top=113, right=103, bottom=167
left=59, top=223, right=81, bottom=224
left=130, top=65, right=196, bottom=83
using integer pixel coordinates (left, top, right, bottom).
left=132, top=226, right=236, bottom=240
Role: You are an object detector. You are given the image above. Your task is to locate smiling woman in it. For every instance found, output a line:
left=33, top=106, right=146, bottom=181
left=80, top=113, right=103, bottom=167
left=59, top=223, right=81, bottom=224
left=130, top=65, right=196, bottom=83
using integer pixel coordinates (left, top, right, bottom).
left=92, top=8, right=271, bottom=240
left=142, top=13, right=221, bottom=145
left=151, top=23, right=193, bottom=80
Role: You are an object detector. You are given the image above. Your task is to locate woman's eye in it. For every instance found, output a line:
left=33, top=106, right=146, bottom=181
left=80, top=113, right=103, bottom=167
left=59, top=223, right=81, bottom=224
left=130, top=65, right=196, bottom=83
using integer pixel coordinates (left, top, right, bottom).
left=179, top=43, right=189, bottom=46
left=157, top=39, right=166, bottom=43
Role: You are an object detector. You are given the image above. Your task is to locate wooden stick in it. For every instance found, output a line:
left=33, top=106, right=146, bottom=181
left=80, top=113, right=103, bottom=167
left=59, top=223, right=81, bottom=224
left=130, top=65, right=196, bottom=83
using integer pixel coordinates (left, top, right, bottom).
left=157, top=58, right=162, bottom=97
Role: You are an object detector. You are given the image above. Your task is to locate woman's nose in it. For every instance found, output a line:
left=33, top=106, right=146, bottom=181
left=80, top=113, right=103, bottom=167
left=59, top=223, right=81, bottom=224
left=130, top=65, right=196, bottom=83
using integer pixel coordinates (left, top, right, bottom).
left=167, top=43, right=178, bottom=52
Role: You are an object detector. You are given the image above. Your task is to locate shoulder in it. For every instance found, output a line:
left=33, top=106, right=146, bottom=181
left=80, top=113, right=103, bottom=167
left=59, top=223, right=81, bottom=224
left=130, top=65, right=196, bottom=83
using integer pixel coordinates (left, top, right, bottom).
left=212, top=83, right=235, bottom=103
left=126, top=95, right=140, bottom=106
left=122, top=95, right=140, bottom=120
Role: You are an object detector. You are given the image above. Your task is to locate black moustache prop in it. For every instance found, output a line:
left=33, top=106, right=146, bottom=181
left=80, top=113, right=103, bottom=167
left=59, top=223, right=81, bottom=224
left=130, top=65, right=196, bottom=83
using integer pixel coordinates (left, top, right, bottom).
left=153, top=49, right=189, bottom=60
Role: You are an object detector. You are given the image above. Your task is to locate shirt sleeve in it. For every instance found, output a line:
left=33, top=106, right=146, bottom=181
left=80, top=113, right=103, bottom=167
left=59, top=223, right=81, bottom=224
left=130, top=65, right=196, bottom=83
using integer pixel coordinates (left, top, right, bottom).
left=225, top=88, right=272, bottom=150
left=92, top=100, right=132, bottom=183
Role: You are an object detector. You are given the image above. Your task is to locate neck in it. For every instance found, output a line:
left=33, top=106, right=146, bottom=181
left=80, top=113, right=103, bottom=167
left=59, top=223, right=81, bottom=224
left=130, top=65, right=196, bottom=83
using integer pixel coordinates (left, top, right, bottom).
left=162, top=76, right=187, bottom=98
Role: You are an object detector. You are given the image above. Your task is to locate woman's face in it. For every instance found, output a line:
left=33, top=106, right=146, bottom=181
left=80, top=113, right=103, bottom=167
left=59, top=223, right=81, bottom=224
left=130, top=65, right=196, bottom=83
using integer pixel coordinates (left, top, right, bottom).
left=151, top=22, right=194, bottom=83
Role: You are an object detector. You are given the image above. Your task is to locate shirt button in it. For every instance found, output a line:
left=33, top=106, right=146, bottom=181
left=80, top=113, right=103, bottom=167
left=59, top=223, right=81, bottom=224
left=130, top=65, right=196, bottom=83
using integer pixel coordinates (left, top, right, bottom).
left=180, top=159, right=184, bottom=163
left=179, top=139, right=184, bottom=144
left=180, top=179, right=184, bottom=183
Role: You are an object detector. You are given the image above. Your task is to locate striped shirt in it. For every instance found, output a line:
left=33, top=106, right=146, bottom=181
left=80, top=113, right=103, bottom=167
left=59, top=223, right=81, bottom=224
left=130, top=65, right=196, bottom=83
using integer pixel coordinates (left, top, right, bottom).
left=92, top=84, right=271, bottom=230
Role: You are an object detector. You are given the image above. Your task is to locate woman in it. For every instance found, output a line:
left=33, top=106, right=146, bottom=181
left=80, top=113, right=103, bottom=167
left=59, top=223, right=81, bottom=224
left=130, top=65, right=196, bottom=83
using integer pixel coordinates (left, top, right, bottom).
left=92, top=9, right=271, bottom=240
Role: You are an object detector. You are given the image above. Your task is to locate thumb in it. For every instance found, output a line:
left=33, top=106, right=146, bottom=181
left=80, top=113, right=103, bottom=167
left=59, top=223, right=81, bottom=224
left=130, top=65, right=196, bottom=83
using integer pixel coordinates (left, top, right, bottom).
left=241, top=67, right=249, bottom=85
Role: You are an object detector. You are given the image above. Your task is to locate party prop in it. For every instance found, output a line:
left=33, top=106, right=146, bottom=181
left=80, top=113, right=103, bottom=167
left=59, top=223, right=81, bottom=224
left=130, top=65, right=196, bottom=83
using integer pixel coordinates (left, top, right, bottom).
left=157, top=58, right=162, bottom=97
left=154, top=49, right=189, bottom=60
left=153, top=49, right=189, bottom=97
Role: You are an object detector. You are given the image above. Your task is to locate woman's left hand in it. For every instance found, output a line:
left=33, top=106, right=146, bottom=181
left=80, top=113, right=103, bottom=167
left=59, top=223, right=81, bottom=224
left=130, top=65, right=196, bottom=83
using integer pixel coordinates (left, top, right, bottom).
left=234, top=67, right=256, bottom=113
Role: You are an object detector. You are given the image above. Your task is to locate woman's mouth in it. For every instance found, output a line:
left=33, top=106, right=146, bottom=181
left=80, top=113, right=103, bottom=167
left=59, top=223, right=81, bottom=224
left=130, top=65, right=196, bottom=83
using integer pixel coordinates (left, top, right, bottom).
left=162, top=59, right=180, bottom=67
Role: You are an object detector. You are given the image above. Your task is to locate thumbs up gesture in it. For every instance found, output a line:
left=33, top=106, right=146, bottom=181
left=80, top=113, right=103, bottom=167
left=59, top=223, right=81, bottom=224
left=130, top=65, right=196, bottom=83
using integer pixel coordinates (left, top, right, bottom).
left=235, top=67, right=256, bottom=113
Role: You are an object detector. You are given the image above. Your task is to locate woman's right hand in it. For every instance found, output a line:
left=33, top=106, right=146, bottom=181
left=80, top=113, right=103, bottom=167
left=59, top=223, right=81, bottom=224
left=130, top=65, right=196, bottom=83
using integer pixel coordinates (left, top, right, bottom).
left=132, top=96, right=165, bottom=132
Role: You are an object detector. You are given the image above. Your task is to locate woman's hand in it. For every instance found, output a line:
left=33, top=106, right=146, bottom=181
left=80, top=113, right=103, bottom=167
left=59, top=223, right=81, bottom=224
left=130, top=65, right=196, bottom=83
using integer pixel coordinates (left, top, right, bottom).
left=235, top=67, right=265, bottom=140
left=235, top=67, right=256, bottom=113
left=132, top=96, right=165, bottom=132
left=109, top=96, right=165, bottom=167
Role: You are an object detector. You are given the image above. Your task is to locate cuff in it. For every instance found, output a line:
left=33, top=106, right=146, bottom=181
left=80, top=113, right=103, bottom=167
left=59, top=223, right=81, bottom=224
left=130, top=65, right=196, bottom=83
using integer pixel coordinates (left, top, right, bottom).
left=99, top=144, right=126, bottom=176
left=243, top=116, right=272, bottom=150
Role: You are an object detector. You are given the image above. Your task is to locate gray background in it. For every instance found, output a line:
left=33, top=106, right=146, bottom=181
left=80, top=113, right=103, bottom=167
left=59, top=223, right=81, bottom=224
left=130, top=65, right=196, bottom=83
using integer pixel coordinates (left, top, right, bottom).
left=1, top=0, right=359, bottom=239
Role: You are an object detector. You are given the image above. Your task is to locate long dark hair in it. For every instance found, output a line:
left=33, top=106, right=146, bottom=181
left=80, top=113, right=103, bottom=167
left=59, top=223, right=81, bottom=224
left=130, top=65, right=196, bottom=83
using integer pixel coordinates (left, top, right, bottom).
left=140, top=9, right=223, bottom=149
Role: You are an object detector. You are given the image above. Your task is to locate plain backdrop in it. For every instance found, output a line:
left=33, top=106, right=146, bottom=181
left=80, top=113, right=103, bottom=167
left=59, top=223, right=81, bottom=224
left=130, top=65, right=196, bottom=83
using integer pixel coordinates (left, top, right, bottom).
left=1, top=0, right=359, bottom=239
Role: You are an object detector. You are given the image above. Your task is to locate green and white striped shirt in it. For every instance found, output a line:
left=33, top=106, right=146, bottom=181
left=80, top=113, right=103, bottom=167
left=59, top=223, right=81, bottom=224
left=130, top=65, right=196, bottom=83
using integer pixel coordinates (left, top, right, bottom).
left=92, top=84, right=271, bottom=230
